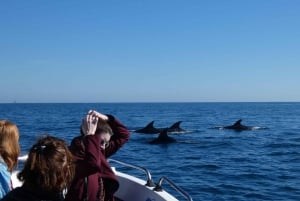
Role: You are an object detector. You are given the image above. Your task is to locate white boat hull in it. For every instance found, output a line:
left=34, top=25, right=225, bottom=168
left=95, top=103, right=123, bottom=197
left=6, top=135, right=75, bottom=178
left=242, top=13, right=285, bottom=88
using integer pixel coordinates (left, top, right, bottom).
left=12, top=158, right=192, bottom=201
left=115, top=171, right=179, bottom=201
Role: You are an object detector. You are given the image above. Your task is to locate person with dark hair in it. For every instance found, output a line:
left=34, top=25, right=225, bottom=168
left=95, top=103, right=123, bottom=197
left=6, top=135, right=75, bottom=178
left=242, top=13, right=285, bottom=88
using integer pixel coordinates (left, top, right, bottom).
left=65, top=110, right=130, bottom=201
left=0, top=120, right=20, bottom=199
left=1, top=136, right=74, bottom=201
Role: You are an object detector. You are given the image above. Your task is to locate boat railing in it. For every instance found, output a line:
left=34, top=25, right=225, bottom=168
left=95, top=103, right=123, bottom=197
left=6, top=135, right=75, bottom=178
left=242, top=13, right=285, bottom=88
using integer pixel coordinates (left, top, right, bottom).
left=108, top=158, right=155, bottom=187
left=154, top=176, right=194, bottom=201
left=109, top=158, right=193, bottom=201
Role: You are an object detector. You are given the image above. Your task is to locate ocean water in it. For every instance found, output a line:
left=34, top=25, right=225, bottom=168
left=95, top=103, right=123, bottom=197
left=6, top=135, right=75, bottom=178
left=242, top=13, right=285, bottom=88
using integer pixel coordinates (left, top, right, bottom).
left=1, top=102, right=300, bottom=201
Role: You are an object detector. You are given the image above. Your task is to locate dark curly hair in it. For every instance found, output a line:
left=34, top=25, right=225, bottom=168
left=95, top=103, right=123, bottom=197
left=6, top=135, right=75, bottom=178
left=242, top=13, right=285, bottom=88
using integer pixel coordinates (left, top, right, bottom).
left=18, top=135, right=74, bottom=193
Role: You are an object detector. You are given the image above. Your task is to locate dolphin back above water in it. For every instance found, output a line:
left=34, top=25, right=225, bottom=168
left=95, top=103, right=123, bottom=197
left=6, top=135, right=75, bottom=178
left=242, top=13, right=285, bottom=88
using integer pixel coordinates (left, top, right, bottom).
left=135, top=120, right=188, bottom=134
left=134, top=121, right=161, bottom=134
left=224, top=119, right=251, bottom=130
left=220, top=119, right=266, bottom=131
left=149, top=129, right=176, bottom=144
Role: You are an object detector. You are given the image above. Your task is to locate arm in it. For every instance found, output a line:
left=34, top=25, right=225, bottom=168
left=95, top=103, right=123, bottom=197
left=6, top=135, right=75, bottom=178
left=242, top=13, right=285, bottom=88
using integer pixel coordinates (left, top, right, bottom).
left=80, top=110, right=130, bottom=158
left=105, top=115, right=130, bottom=157
left=71, top=135, right=103, bottom=177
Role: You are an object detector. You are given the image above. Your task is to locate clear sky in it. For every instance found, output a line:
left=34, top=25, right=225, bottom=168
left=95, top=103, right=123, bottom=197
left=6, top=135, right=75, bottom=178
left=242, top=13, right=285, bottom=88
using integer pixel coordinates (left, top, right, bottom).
left=1, top=0, right=299, bottom=103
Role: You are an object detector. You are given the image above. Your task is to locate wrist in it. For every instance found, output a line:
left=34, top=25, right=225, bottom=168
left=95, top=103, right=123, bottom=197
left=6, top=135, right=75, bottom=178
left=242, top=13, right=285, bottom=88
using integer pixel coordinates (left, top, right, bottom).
left=101, top=114, right=109, bottom=121
left=106, top=114, right=115, bottom=121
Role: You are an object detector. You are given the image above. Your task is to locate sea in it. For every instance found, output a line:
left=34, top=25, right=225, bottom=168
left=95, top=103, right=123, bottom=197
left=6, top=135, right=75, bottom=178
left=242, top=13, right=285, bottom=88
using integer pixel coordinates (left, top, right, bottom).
left=1, top=102, right=300, bottom=201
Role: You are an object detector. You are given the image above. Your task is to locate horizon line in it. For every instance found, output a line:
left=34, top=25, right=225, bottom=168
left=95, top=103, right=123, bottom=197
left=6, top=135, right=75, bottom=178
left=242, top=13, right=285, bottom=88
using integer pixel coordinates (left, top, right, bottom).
left=1, top=101, right=300, bottom=104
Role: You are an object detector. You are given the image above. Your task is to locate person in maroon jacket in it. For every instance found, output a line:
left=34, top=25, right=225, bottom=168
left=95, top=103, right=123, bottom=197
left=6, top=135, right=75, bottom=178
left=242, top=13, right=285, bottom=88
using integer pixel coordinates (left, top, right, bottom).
left=65, top=110, right=130, bottom=201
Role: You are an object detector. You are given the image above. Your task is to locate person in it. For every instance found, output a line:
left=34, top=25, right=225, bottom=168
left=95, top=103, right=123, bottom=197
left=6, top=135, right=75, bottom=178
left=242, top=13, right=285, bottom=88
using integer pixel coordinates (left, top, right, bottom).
left=1, top=135, right=74, bottom=201
left=65, top=110, right=130, bottom=201
left=0, top=120, right=21, bottom=199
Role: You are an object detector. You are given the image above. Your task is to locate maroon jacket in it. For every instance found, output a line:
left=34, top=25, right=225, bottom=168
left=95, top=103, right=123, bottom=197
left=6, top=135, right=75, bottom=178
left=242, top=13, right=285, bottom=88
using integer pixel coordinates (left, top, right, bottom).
left=65, top=115, right=130, bottom=201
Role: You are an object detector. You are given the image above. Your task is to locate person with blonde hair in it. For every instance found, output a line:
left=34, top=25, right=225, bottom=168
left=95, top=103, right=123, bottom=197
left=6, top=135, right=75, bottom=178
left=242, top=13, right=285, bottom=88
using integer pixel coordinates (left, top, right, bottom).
left=1, top=135, right=74, bottom=201
left=0, top=120, right=20, bottom=198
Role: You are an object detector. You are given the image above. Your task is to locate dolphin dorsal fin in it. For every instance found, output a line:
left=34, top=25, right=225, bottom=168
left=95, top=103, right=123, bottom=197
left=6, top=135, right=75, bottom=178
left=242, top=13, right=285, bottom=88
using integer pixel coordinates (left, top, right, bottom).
left=169, top=121, right=182, bottom=129
left=233, top=119, right=242, bottom=126
left=145, top=121, right=155, bottom=128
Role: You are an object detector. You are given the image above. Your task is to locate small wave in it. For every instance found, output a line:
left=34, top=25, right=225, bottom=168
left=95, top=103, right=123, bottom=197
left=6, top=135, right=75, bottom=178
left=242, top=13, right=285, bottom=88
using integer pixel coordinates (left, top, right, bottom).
left=199, top=186, right=223, bottom=195
left=244, top=192, right=269, bottom=199
left=237, top=173, right=270, bottom=180
left=251, top=126, right=269, bottom=130
left=199, top=164, right=221, bottom=170
left=265, top=142, right=300, bottom=149
left=210, top=126, right=269, bottom=131
left=218, top=183, right=249, bottom=191
left=278, top=175, right=295, bottom=180
left=210, top=126, right=224, bottom=130
left=268, top=151, right=300, bottom=156
left=175, top=139, right=201, bottom=144
left=168, top=130, right=196, bottom=134
left=279, top=185, right=299, bottom=192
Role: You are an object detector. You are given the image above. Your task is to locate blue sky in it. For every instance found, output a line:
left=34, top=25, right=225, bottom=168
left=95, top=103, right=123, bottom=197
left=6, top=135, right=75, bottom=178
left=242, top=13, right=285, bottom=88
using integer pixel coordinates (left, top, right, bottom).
left=1, top=0, right=299, bottom=103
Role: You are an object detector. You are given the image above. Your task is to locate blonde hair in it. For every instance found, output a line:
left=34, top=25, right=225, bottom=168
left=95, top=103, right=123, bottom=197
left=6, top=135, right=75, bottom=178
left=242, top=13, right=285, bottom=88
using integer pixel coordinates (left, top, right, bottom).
left=0, top=120, right=20, bottom=172
left=18, top=135, right=74, bottom=192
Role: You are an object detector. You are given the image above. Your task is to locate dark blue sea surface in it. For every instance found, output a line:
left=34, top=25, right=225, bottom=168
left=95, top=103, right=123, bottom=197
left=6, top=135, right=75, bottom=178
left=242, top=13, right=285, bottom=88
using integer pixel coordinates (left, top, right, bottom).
left=1, top=102, right=300, bottom=201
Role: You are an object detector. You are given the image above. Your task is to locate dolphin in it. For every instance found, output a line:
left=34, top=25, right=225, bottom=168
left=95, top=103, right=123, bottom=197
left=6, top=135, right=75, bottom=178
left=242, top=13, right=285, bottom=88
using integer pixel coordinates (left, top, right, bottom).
left=149, top=129, right=176, bottom=144
left=134, top=121, right=161, bottom=134
left=167, top=121, right=186, bottom=133
left=223, top=119, right=255, bottom=131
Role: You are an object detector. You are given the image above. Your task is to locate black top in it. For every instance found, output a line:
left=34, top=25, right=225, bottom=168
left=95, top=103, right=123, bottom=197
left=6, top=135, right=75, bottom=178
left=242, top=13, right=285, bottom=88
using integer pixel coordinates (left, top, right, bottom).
left=1, top=186, right=63, bottom=201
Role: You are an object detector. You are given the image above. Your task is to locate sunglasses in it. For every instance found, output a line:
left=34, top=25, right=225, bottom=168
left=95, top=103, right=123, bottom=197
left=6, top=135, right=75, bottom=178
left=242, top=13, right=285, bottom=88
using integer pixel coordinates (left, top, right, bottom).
left=101, top=139, right=110, bottom=148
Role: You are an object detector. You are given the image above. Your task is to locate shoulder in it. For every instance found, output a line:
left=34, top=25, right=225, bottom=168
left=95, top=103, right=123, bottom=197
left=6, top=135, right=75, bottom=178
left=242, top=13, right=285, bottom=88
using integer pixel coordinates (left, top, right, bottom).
left=1, top=187, right=42, bottom=201
left=1, top=187, right=23, bottom=201
left=0, top=162, right=10, bottom=177
left=0, top=163, right=11, bottom=194
left=0, top=160, right=8, bottom=170
left=69, top=136, right=86, bottom=158
left=70, top=136, right=84, bottom=150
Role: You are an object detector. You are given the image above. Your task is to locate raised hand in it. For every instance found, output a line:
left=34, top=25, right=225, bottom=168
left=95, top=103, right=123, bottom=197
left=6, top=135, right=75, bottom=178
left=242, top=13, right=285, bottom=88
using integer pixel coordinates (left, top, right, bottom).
left=81, top=110, right=108, bottom=135
left=87, top=110, right=108, bottom=121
